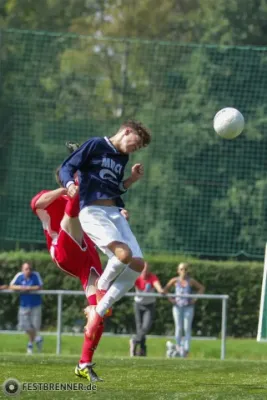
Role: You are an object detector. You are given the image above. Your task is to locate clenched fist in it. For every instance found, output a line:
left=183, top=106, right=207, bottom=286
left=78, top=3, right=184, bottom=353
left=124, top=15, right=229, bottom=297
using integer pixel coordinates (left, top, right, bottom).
left=67, top=183, right=79, bottom=198
left=131, top=163, right=144, bottom=182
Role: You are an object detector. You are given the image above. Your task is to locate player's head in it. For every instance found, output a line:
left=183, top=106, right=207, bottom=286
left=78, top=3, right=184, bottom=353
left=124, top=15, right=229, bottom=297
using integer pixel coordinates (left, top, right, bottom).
left=177, top=262, right=189, bottom=278
left=22, top=262, right=32, bottom=278
left=114, top=120, right=151, bottom=154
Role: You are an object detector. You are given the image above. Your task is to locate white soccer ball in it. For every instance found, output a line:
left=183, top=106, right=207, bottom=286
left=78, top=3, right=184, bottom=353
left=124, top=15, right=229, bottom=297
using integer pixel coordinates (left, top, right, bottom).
left=213, top=107, right=244, bottom=140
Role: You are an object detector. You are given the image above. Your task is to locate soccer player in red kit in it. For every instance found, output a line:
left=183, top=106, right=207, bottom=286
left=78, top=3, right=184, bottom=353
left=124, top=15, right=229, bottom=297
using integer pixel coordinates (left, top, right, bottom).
left=31, top=180, right=104, bottom=382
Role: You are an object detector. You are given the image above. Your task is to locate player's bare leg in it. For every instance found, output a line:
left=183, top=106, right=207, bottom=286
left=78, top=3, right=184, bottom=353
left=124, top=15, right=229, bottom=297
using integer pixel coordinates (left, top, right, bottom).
left=25, top=328, right=36, bottom=354
left=60, top=214, right=83, bottom=245
left=60, top=193, right=84, bottom=245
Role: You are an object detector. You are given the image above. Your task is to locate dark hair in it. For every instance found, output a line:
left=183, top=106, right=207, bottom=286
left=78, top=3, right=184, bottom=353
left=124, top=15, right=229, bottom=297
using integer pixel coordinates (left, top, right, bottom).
left=121, top=120, right=151, bottom=147
left=54, top=165, right=63, bottom=187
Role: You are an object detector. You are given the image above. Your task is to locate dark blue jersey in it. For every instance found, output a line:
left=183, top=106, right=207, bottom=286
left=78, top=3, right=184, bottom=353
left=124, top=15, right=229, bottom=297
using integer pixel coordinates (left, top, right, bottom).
left=59, top=137, right=129, bottom=209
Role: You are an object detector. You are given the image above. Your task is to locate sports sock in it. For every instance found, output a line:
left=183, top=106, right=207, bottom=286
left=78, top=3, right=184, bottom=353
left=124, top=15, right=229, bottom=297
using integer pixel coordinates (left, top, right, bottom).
left=91, top=321, right=104, bottom=351
left=65, top=195, right=80, bottom=217
left=35, top=335, right=42, bottom=342
left=96, top=267, right=140, bottom=317
left=79, top=322, right=104, bottom=365
left=79, top=362, right=93, bottom=368
left=97, top=256, right=127, bottom=291
left=87, top=294, right=97, bottom=306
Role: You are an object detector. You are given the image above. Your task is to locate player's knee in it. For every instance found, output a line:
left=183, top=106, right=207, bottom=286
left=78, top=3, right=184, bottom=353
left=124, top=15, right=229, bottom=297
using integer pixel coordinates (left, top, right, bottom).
left=117, top=247, right=132, bottom=264
left=108, top=242, right=132, bottom=264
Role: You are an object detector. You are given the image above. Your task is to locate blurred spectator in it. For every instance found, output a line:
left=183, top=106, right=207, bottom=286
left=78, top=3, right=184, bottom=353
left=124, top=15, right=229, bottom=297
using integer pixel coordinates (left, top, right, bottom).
left=130, top=262, right=164, bottom=356
left=164, top=262, right=204, bottom=357
left=9, top=262, right=43, bottom=354
left=0, top=277, right=8, bottom=290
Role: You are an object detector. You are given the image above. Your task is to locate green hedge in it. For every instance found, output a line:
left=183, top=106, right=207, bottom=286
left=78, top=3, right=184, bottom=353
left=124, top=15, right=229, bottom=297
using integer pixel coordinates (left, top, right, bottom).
left=0, top=251, right=263, bottom=337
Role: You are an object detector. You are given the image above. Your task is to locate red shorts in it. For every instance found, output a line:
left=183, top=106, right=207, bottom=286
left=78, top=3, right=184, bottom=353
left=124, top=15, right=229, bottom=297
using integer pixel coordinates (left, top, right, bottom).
left=50, top=229, right=102, bottom=292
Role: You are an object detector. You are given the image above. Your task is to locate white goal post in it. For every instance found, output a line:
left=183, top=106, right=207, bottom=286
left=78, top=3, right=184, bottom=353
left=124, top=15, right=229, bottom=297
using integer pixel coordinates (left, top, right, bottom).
left=0, top=290, right=229, bottom=359
left=257, top=243, right=267, bottom=342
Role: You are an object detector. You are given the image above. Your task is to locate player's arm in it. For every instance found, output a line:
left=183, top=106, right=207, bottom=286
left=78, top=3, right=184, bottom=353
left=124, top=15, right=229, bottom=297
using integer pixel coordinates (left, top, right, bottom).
left=59, top=139, right=98, bottom=197
left=163, top=277, right=177, bottom=293
left=190, top=278, right=205, bottom=303
left=121, top=164, right=144, bottom=190
left=163, top=277, right=177, bottom=303
left=153, top=280, right=164, bottom=294
left=120, top=208, right=129, bottom=220
left=24, top=285, right=42, bottom=291
left=34, top=188, right=67, bottom=210
left=9, top=285, right=27, bottom=291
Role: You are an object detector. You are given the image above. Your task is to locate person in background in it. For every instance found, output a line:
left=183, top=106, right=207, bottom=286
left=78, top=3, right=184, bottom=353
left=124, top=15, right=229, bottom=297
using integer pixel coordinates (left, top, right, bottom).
left=164, top=262, right=205, bottom=358
left=130, top=262, right=164, bottom=356
left=0, top=277, right=8, bottom=290
left=9, top=262, right=43, bottom=354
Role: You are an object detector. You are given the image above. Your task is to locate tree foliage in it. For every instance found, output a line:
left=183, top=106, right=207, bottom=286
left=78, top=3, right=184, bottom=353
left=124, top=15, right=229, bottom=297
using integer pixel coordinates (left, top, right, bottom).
left=1, top=1, right=267, bottom=257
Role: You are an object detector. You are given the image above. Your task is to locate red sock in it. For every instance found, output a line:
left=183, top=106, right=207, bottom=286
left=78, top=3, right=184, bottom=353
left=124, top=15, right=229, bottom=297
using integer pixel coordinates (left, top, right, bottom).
left=65, top=195, right=80, bottom=217
left=86, top=295, right=104, bottom=349
left=87, top=294, right=97, bottom=306
left=79, top=322, right=104, bottom=364
left=79, top=294, right=103, bottom=364
left=92, top=322, right=104, bottom=350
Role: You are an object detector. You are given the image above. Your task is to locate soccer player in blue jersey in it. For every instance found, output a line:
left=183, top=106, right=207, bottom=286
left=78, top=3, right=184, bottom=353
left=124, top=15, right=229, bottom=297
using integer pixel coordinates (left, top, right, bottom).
left=60, top=120, right=151, bottom=339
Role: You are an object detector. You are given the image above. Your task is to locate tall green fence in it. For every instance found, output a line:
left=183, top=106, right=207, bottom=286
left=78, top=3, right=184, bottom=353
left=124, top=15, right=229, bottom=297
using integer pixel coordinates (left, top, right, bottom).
left=1, top=28, right=267, bottom=257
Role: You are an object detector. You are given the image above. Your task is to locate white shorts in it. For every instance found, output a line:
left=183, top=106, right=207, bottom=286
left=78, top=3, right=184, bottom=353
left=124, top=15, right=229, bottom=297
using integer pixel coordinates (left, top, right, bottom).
left=18, top=305, right=42, bottom=332
left=79, top=205, right=143, bottom=259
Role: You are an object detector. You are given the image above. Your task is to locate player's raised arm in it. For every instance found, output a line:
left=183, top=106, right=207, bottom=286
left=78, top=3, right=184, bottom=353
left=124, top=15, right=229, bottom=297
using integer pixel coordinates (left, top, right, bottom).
left=32, top=188, right=67, bottom=210
left=59, top=138, right=98, bottom=191
left=121, top=163, right=144, bottom=190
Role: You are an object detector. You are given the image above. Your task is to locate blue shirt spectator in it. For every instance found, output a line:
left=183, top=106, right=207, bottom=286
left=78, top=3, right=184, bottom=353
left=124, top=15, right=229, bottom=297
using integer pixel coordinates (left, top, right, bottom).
left=10, top=264, right=43, bottom=307
left=9, top=262, right=43, bottom=354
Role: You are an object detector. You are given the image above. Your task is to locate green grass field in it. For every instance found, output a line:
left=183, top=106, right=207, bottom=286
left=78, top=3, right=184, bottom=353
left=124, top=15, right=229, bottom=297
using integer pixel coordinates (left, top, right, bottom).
left=1, top=335, right=267, bottom=399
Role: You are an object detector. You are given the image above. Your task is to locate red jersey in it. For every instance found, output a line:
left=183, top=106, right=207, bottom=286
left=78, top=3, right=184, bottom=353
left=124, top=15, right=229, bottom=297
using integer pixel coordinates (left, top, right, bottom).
left=31, top=190, right=68, bottom=250
left=135, top=273, right=159, bottom=291
left=135, top=273, right=159, bottom=305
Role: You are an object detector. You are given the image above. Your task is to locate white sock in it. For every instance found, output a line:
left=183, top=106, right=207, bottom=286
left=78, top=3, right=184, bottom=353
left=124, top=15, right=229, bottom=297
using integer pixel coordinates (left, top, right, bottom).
left=97, top=256, right=127, bottom=290
left=79, top=362, right=93, bottom=368
left=96, top=267, right=140, bottom=317
left=35, top=336, right=42, bottom=342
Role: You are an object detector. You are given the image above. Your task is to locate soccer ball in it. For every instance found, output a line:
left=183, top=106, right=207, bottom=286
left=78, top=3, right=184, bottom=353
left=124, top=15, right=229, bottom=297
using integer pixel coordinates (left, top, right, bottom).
left=213, top=107, right=244, bottom=140
left=166, top=341, right=179, bottom=358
